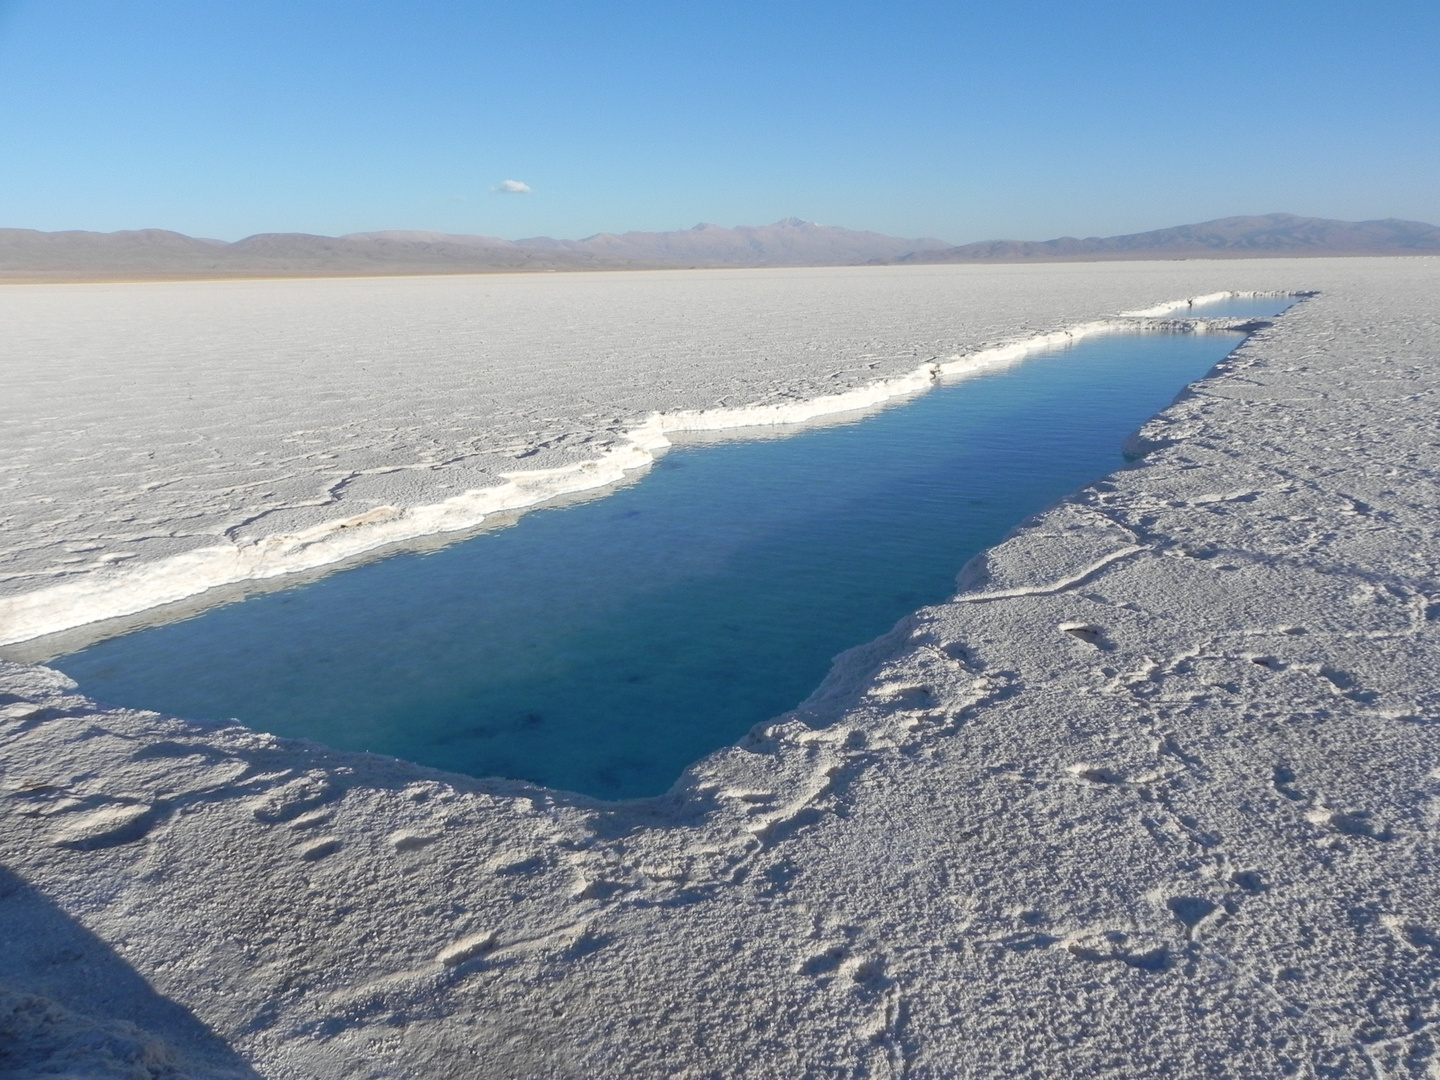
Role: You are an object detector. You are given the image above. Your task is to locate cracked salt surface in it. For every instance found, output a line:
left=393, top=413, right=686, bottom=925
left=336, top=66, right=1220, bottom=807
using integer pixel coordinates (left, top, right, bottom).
left=2, top=258, right=1440, bottom=1078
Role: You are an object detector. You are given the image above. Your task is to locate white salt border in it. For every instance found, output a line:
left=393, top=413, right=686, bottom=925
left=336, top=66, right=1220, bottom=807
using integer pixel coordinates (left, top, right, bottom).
left=0, top=290, right=1297, bottom=647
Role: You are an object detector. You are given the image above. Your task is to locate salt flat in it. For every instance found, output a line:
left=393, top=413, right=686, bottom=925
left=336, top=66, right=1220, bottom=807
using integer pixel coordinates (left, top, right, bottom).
left=2, top=257, right=1439, bottom=1077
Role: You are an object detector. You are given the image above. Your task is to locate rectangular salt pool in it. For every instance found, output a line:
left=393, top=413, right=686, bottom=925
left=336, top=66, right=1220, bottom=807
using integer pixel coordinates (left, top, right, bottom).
left=50, top=296, right=1294, bottom=798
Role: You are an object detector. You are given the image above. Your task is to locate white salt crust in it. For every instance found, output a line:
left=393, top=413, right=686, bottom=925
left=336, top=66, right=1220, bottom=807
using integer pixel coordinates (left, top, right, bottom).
left=2, top=257, right=1440, bottom=1079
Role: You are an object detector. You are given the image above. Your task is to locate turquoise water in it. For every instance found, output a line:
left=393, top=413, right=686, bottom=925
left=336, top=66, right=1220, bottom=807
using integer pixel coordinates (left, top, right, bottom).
left=55, top=297, right=1292, bottom=799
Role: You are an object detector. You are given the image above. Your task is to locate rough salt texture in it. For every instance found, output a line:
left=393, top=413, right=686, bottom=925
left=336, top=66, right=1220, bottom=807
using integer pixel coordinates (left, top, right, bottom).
left=1, top=257, right=1439, bottom=1078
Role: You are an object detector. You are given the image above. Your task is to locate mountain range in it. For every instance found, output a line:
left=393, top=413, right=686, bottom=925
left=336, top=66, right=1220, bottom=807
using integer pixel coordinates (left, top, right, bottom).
left=1, top=213, right=1435, bottom=280
left=0, top=218, right=947, bottom=279
left=900, top=213, right=1440, bottom=263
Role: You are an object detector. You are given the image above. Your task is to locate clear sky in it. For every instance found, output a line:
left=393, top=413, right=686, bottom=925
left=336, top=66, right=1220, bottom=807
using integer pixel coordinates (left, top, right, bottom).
left=0, top=0, right=1435, bottom=243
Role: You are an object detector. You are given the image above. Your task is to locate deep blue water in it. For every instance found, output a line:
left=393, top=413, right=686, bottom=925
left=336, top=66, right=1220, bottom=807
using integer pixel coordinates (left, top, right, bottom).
left=55, top=296, right=1293, bottom=799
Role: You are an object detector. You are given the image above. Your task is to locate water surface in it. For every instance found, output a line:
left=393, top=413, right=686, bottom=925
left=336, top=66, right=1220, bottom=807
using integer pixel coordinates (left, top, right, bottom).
left=56, top=297, right=1292, bottom=798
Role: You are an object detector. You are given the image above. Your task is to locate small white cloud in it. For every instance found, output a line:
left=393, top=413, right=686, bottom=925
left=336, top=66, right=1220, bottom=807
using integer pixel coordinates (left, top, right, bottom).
left=493, top=179, right=532, bottom=195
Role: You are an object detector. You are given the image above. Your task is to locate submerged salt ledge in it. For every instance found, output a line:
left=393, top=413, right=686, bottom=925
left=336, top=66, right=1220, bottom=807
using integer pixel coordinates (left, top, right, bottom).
left=0, top=293, right=1290, bottom=647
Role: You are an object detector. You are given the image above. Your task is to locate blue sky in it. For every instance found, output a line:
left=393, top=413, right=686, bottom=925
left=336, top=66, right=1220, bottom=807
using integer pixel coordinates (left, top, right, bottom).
left=0, top=0, right=1435, bottom=243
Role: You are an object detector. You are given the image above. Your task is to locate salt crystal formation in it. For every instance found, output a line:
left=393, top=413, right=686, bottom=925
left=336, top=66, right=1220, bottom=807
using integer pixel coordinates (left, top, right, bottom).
left=1, top=257, right=1438, bottom=1077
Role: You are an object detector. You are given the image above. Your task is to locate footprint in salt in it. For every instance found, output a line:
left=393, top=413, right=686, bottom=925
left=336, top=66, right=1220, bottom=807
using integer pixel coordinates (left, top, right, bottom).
left=50, top=803, right=156, bottom=850
left=249, top=771, right=336, bottom=824
left=389, top=830, right=441, bottom=854
left=298, top=837, right=341, bottom=862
